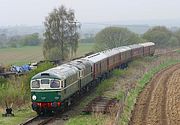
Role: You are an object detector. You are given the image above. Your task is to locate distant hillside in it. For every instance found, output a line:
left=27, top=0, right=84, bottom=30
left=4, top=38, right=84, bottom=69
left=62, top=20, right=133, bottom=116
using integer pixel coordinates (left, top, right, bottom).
left=0, top=23, right=179, bottom=39
left=0, top=26, right=44, bottom=37
left=80, top=23, right=150, bottom=36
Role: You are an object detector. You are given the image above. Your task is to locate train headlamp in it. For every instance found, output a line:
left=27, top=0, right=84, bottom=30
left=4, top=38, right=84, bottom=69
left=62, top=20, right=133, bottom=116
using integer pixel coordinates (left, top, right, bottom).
left=32, top=95, right=37, bottom=100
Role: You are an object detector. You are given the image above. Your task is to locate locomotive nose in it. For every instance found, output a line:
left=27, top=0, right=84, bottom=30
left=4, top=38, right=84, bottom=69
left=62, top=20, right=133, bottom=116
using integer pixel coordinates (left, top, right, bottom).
left=31, top=91, right=61, bottom=102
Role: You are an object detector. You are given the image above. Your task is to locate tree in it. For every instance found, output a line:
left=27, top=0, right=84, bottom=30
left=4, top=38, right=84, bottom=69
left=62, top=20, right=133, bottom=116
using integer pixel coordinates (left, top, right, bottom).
left=7, top=35, right=22, bottom=48
left=143, top=26, right=173, bottom=47
left=94, top=27, right=143, bottom=51
left=0, top=34, right=8, bottom=48
left=21, top=33, right=41, bottom=46
left=172, top=30, right=180, bottom=47
left=43, top=5, right=80, bottom=61
left=168, top=36, right=179, bottom=47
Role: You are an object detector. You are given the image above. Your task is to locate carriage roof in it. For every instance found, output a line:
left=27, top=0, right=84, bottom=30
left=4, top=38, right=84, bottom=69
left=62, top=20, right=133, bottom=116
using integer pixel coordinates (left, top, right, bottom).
left=128, top=44, right=143, bottom=49
left=139, top=42, right=155, bottom=47
left=84, top=52, right=107, bottom=63
left=101, top=48, right=120, bottom=57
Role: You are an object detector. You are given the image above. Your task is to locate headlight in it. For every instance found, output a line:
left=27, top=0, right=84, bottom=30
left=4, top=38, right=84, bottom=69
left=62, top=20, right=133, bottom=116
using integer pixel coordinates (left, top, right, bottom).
left=32, top=95, right=37, bottom=100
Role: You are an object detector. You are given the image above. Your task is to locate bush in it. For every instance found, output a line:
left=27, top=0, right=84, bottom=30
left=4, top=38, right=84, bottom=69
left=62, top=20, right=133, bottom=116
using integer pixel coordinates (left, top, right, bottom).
left=0, top=62, right=54, bottom=107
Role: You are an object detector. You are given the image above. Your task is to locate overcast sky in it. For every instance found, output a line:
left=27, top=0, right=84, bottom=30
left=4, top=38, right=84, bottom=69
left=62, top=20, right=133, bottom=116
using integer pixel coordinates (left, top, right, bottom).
left=0, top=0, right=180, bottom=26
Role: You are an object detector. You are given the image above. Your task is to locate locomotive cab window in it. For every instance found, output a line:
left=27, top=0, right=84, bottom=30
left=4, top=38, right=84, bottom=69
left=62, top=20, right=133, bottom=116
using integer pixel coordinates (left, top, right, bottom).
left=31, top=80, right=40, bottom=88
left=41, top=79, right=49, bottom=84
left=50, top=79, right=60, bottom=88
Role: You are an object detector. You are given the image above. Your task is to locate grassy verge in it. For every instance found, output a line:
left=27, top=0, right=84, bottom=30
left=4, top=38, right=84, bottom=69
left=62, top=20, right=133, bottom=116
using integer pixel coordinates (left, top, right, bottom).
left=0, top=106, right=36, bottom=125
left=67, top=114, right=111, bottom=125
left=66, top=70, right=125, bottom=125
left=119, top=59, right=180, bottom=125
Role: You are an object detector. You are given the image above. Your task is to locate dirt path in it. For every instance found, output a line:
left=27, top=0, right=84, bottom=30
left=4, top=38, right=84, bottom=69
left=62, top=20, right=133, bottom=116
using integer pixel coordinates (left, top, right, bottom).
left=129, top=63, right=180, bottom=125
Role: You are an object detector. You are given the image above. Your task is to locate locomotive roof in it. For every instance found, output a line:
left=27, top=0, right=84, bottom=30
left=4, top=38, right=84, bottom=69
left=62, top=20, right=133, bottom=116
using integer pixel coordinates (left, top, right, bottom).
left=139, top=42, right=155, bottom=47
left=31, top=64, right=78, bottom=80
left=84, top=52, right=107, bottom=63
left=67, top=59, right=92, bottom=70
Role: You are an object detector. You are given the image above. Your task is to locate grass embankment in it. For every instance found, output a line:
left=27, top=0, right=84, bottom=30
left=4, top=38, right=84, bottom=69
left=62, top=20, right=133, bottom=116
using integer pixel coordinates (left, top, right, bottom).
left=119, top=60, right=180, bottom=125
left=0, top=42, right=94, bottom=65
left=66, top=70, right=126, bottom=125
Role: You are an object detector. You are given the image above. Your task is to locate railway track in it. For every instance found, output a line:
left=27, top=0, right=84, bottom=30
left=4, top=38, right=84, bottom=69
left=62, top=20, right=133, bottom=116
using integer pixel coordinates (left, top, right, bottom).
left=83, top=96, right=118, bottom=113
left=20, top=115, right=55, bottom=125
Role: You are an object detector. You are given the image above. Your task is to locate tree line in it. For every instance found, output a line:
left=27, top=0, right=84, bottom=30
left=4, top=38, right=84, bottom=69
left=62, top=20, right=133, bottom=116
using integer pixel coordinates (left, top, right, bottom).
left=94, top=26, right=180, bottom=51
left=0, top=33, right=42, bottom=48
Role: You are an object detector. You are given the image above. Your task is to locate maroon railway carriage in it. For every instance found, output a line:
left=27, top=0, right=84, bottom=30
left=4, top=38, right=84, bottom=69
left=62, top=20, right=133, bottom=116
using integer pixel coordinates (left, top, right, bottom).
left=102, top=49, right=120, bottom=71
left=128, top=44, right=144, bottom=59
left=139, top=42, right=155, bottom=56
left=84, top=53, right=108, bottom=79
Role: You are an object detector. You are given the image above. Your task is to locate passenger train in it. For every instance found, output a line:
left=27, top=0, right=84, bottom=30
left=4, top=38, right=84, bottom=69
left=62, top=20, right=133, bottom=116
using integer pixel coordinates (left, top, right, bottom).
left=30, top=42, right=155, bottom=114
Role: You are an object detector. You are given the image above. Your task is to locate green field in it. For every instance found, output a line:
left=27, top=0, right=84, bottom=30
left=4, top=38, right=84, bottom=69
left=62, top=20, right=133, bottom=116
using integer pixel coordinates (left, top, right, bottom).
left=0, top=43, right=94, bottom=65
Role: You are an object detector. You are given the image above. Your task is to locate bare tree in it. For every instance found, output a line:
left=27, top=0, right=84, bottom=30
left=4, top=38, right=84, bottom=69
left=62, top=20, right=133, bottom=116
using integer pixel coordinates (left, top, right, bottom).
left=43, top=5, right=80, bottom=61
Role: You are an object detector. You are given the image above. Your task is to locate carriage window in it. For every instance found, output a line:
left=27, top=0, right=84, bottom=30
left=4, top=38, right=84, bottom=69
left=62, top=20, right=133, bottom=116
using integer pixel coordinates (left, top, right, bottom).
left=31, top=80, right=40, bottom=88
left=41, top=79, right=49, bottom=84
left=50, top=80, right=60, bottom=88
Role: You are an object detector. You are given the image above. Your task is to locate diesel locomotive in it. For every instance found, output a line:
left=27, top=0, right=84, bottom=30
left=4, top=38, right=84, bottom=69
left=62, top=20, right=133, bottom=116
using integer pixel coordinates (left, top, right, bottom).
left=30, top=42, right=155, bottom=114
